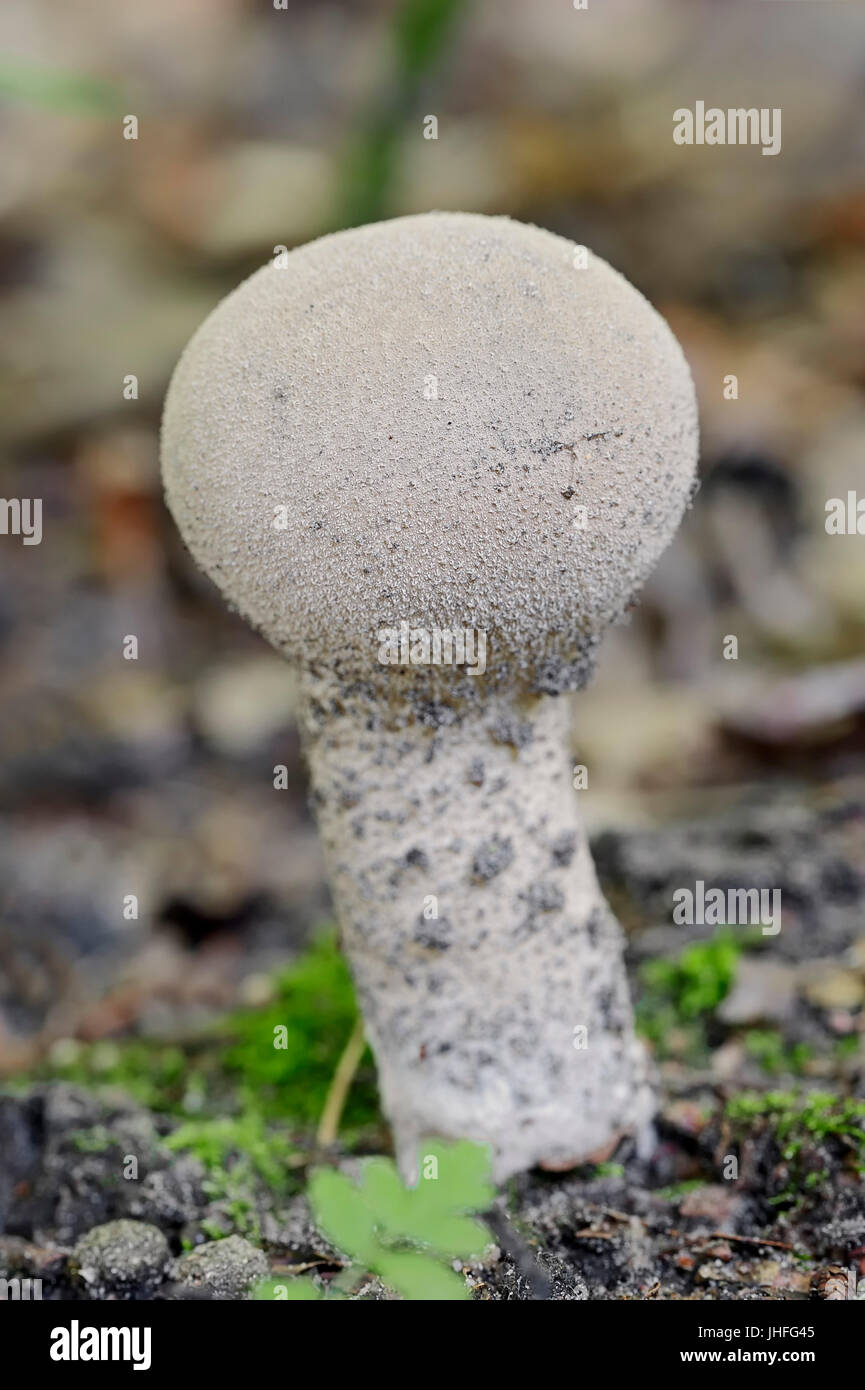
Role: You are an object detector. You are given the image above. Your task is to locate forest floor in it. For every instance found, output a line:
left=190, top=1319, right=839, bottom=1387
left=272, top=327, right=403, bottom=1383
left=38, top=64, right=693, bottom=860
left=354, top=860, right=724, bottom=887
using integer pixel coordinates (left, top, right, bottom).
left=2, top=776, right=864, bottom=1300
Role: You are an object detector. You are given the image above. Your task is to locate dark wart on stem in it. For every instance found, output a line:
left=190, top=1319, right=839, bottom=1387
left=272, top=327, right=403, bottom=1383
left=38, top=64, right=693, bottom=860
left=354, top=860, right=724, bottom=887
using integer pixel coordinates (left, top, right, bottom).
left=161, top=212, right=699, bottom=1181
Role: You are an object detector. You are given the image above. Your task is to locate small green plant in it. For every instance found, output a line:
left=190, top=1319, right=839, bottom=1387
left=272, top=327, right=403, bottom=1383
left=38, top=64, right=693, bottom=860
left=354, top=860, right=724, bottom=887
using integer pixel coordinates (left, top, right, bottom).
left=337, top=0, right=466, bottom=227
left=0, top=63, right=120, bottom=113
left=254, top=1139, right=494, bottom=1301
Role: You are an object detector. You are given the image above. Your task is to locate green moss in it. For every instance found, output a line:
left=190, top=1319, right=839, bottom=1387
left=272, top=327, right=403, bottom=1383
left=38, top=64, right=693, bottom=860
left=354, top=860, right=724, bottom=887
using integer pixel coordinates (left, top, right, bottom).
left=200, top=1218, right=227, bottom=1242
left=163, top=1113, right=300, bottom=1240
left=26, top=1039, right=202, bottom=1114
left=221, top=931, right=380, bottom=1133
left=592, top=1162, right=625, bottom=1179
left=743, top=1029, right=813, bottom=1076
left=21, top=931, right=382, bottom=1144
left=636, top=932, right=742, bottom=1060
left=652, top=1179, right=705, bottom=1203
left=725, top=1090, right=865, bottom=1207
left=68, top=1124, right=114, bottom=1154
left=726, top=1088, right=865, bottom=1143
left=164, top=1113, right=295, bottom=1189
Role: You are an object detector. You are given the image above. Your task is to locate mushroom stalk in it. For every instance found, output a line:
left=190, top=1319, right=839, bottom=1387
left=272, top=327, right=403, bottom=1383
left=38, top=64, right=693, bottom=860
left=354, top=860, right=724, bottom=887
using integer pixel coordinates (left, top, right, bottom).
left=301, top=670, right=653, bottom=1179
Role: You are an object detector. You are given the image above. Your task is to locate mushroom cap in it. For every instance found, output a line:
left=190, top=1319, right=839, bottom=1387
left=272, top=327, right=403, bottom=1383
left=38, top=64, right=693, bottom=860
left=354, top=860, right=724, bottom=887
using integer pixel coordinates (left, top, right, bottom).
left=162, top=212, right=698, bottom=694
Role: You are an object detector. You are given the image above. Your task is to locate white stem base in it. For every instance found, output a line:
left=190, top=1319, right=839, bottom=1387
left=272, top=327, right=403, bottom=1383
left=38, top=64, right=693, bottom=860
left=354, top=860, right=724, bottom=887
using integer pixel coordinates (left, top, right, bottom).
left=301, top=680, right=654, bottom=1181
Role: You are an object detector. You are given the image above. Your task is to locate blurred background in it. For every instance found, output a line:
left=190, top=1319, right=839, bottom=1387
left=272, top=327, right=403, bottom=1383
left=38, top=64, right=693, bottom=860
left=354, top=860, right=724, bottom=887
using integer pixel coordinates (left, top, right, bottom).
left=1, top=0, right=864, bottom=1098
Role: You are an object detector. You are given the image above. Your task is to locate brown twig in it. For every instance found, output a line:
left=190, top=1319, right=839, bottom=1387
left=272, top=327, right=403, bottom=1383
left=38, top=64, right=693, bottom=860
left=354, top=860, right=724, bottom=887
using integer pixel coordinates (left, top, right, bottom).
left=704, top=1232, right=795, bottom=1252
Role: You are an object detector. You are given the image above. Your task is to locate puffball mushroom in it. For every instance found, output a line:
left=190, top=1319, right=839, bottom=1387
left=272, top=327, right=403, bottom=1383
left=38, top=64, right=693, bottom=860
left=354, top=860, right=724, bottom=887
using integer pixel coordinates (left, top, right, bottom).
left=162, top=211, right=698, bottom=1181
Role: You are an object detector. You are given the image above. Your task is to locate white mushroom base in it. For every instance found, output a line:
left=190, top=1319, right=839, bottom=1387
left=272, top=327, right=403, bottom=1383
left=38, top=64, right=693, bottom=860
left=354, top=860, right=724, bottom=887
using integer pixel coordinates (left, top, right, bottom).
left=302, top=679, right=655, bottom=1182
